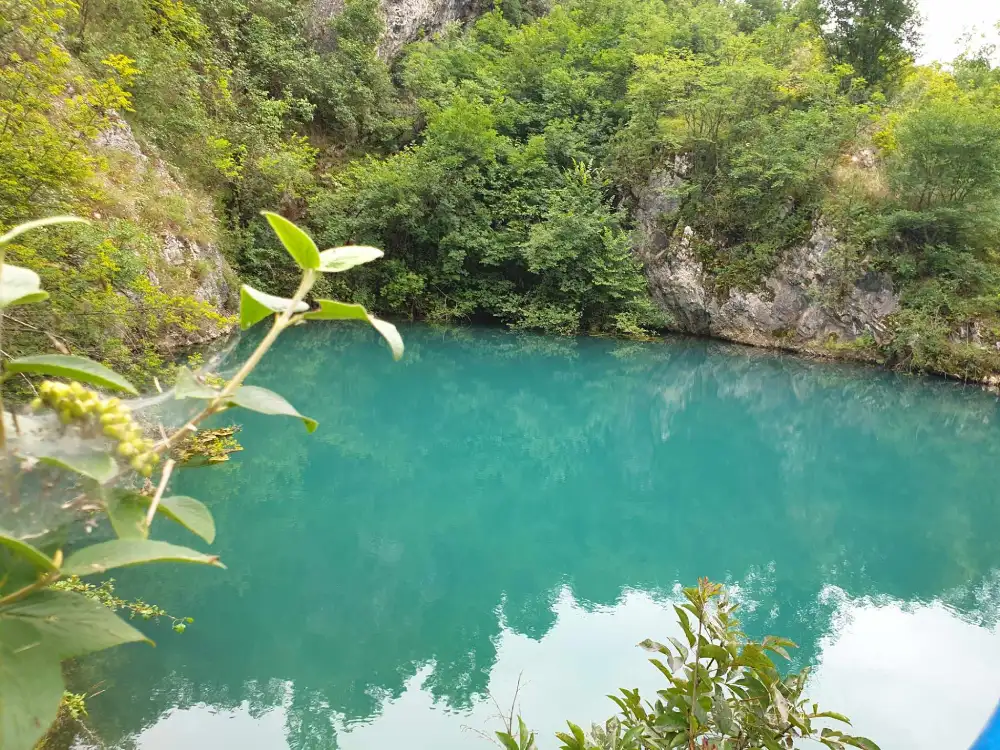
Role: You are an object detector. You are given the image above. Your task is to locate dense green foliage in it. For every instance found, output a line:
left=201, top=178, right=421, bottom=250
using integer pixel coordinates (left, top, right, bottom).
left=2, top=0, right=1000, bottom=377
left=817, top=0, right=921, bottom=90
left=0, top=0, right=232, bottom=381
left=305, top=0, right=869, bottom=330
left=826, top=61, right=1000, bottom=378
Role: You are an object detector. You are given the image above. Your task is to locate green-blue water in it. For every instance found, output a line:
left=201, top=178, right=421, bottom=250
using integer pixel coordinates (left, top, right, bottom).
left=83, top=324, right=1000, bottom=749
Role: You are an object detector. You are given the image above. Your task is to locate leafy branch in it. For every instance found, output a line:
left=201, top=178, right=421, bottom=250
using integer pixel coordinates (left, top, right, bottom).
left=551, top=580, right=880, bottom=750
left=0, top=211, right=403, bottom=750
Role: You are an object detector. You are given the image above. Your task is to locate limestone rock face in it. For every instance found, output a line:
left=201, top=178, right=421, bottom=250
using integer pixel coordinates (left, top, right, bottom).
left=311, top=0, right=483, bottom=58
left=636, top=169, right=898, bottom=352
left=95, top=114, right=236, bottom=348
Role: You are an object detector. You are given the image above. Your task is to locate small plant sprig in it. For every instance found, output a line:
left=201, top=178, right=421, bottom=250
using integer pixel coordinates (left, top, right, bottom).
left=0, top=212, right=403, bottom=750
left=52, top=576, right=193, bottom=632
left=535, top=580, right=881, bottom=750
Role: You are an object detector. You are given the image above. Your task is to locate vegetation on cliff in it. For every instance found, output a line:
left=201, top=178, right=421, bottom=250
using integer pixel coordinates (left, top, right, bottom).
left=1, top=0, right=999, bottom=379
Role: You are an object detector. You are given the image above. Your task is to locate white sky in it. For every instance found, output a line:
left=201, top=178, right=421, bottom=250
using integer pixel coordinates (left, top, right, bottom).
left=916, top=0, right=999, bottom=63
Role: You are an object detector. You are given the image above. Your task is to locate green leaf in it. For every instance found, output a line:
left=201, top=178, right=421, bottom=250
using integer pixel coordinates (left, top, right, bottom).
left=6, top=354, right=137, bottom=395
left=675, top=604, right=696, bottom=647
left=0, top=586, right=147, bottom=750
left=638, top=638, right=670, bottom=654
left=701, top=643, right=730, bottom=665
left=38, top=450, right=117, bottom=483
left=261, top=211, right=320, bottom=270
left=317, top=245, right=383, bottom=273
left=737, top=643, right=776, bottom=674
left=105, top=492, right=148, bottom=540
left=517, top=716, right=532, bottom=749
left=0, top=532, right=57, bottom=571
left=0, top=216, right=89, bottom=246
left=771, top=684, right=790, bottom=724
left=763, top=635, right=797, bottom=649
left=303, top=299, right=404, bottom=361
left=653, top=711, right=688, bottom=732
left=106, top=491, right=216, bottom=544
left=667, top=636, right=689, bottom=661
left=239, top=285, right=309, bottom=330
left=369, top=316, right=404, bottom=361
left=302, top=299, right=370, bottom=322
left=496, top=732, right=520, bottom=750
left=63, top=539, right=224, bottom=576
left=737, top=674, right=769, bottom=699
left=812, top=711, right=852, bottom=725
left=173, top=367, right=219, bottom=400
left=713, top=694, right=736, bottom=736
left=0, top=263, right=47, bottom=308
left=0, top=636, right=63, bottom=750
left=841, top=736, right=881, bottom=750
left=229, top=385, right=317, bottom=432
left=650, top=657, right=674, bottom=681
left=763, top=635, right=796, bottom=660
left=155, top=496, right=216, bottom=544
left=0, top=590, right=150, bottom=659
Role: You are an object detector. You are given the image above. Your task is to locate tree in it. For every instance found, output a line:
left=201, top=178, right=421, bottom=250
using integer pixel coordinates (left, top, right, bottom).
left=820, top=0, right=921, bottom=88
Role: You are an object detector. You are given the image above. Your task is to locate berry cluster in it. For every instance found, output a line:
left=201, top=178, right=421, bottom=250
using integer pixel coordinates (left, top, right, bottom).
left=32, top=381, right=160, bottom=477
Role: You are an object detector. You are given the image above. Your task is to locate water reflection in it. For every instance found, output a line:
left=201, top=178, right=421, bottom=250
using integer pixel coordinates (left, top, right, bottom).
left=101, top=586, right=1000, bottom=750
left=79, top=325, right=1000, bottom=749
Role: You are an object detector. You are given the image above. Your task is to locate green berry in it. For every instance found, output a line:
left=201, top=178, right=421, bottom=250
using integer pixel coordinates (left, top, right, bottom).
left=30, top=397, right=43, bottom=410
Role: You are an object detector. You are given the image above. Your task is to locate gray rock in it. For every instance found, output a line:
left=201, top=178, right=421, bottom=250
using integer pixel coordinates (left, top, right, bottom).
left=94, top=115, right=147, bottom=162
left=94, top=114, right=237, bottom=348
left=637, top=167, right=899, bottom=353
left=310, top=0, right=483, bottom=58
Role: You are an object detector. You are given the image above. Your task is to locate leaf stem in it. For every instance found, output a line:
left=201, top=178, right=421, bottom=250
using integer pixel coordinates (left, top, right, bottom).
left=144, top=458, right=175, bottom=528
left=0, top=570, right=59, bottom=608
left=689, top=602, right=704, bottom=750
left=157, top=269, right=316, bottom=456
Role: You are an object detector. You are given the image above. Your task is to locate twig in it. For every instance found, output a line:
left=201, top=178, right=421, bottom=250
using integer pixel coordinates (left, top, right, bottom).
left=0, top=570, right=60, bottom=607
left=19, top=373, right=37, bottom=396
left=144, top=458, right=175, bottom=528
left=689, top=605, right=704, bottom=750
left=155, top=269, right=316, bottom=456
left=508, top=673, right=522, bottom=735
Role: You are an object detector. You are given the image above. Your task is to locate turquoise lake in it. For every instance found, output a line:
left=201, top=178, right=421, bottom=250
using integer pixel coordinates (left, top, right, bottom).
left=82, top=323, right=1000, bottom=749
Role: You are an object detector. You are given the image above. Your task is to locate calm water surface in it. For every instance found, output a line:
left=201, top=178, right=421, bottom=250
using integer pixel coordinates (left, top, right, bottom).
left=82, top=324, right=1000, bottom=749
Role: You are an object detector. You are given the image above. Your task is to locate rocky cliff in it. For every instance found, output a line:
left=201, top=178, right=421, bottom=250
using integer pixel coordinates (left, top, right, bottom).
left=635, top=167, right=898, bottom=360
left=311, top=0, right=483, bottom=57
left=95, top=115, right=237, bottom=347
